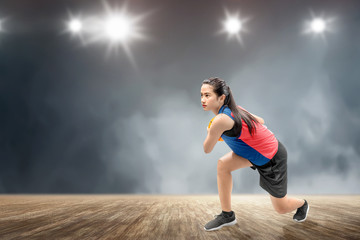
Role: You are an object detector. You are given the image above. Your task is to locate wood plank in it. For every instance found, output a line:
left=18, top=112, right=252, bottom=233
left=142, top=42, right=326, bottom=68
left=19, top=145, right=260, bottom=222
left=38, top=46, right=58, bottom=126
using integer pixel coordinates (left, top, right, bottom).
left=0, top=195, right=359, bottom=239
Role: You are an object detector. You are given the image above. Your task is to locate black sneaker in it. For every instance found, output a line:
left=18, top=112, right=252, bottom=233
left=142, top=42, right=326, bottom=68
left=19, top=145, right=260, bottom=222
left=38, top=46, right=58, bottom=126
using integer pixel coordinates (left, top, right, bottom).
left=204, top=211, right=237, bottom=231
left=293, top=199, right=309, bottom=222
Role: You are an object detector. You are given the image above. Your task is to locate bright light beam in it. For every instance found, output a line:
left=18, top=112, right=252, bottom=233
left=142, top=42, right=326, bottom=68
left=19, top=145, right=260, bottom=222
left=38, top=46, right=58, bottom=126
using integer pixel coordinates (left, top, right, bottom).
left=225, top=18, right=242, bottom=34
left=97, top=0, right=152, bottom=66
left=218, top=8, right=250, bottom=46
left=0, top=19, right=4, bottom=32
left=68, top=19, right=83, bottom=33
left=0, top=17, right=10, bottom=34
left=105, top=15, right=132, bottom=42
left=64, top=0, right=153, bottom=68
left=63, top=11, right=85, bottom=42
left=310, top=18, right=326, bottom=33
left=303, top=10, right=336, bottom=42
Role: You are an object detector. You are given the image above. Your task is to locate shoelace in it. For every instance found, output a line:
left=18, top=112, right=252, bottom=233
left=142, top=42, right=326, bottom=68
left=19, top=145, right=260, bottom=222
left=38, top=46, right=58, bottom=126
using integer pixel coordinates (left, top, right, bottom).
left=213, top=214, right=223, bottom=218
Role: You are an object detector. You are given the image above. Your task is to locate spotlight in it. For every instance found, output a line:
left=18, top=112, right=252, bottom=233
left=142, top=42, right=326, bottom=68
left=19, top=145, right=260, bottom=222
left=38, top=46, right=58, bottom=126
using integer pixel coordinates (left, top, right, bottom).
left=310, top=18, right=326, bottom=33
left=68, top=19, right=83, bottom=33
left=303, top=11, right=335, bottom=38
left=225, top=18, right=242, bottom=34
left=105, top=15, right=131, bottom=42
left=64, top=0, right=152, bottom=67
left=0, top=19, right=4, bottom=32
left=219, top=9, right=250, bottom=45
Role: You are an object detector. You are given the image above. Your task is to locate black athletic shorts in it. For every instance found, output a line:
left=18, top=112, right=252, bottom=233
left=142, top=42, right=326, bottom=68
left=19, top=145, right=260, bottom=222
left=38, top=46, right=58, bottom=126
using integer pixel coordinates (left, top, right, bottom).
left=250, top=140, right=288, bottom=198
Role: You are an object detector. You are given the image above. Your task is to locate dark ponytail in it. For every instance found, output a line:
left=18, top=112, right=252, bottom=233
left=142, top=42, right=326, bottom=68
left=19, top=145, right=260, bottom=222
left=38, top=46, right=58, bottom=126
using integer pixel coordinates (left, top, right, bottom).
left=202, top=77, right=259, bottom=136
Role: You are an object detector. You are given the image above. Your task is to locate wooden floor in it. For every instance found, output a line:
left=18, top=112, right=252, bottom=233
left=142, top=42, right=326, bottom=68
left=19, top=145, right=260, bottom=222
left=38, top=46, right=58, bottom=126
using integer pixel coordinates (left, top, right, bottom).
left=0, top=194, right=359, bottom=240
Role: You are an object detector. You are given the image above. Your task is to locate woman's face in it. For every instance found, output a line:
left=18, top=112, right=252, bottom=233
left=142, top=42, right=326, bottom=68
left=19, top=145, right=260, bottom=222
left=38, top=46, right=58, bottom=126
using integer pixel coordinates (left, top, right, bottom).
left=200, top=84, right=222, bottom=111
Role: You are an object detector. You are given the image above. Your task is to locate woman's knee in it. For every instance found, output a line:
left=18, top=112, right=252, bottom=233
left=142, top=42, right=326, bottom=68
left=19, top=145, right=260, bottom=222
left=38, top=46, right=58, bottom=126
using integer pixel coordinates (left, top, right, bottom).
left=217, top=159, right=230, bottom=174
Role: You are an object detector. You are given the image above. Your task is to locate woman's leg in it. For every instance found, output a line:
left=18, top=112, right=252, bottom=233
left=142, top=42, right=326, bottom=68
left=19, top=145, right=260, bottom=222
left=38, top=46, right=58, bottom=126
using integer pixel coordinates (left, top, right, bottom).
left=217, top=151, right=253, bottom=212
left=269, top=194, right=305, bottom=214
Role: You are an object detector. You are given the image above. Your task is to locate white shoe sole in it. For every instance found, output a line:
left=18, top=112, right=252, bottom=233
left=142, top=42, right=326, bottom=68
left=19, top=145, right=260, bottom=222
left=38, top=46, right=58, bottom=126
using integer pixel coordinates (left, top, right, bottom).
left=293, top=204, right=310, bottom=223
left=204, top=219, right=237, bottom=231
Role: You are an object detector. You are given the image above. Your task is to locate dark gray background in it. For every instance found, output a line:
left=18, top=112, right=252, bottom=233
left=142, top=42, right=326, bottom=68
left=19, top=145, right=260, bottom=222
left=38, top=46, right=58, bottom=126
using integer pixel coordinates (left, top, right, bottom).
left=1, top=0, right=359, bottom=194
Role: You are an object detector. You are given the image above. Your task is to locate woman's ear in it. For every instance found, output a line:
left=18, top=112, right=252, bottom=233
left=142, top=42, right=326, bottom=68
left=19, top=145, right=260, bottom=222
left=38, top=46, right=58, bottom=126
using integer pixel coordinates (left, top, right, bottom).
left=221, top=94, right=226, bottom=102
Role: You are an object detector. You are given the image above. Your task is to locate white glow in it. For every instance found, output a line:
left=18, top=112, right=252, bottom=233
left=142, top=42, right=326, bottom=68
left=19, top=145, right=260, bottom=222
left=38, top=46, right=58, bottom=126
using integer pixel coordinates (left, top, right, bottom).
left=225, top=18, right=242, bottom=34
left=219, top=9, right=249, bottom=45
left=311, top=18, right=326, bottom=33
left=303, top=11, right=335, bottom=38
left=64, top=1, right=152, bottom=67
left=105, top=16, right=131, bottom=41
left=68, top=19, right=82, bottom=33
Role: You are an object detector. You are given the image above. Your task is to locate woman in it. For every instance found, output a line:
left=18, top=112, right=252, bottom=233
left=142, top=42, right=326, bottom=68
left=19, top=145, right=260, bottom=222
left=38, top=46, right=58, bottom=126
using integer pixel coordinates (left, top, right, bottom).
left=201, top=77, right=309, bottom=231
